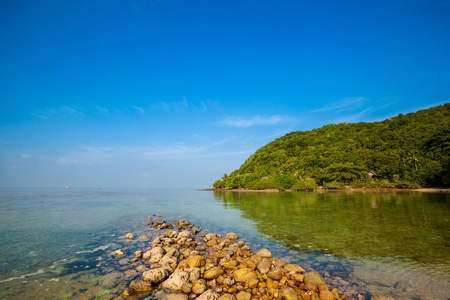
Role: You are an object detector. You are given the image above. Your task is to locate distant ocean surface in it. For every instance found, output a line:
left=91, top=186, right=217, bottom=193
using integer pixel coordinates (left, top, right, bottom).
left=0, top=188, right=448, bottom=299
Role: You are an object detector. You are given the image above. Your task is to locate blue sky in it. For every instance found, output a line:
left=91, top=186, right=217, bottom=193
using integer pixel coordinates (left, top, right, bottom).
left=1, top=0, right=449, bottom=188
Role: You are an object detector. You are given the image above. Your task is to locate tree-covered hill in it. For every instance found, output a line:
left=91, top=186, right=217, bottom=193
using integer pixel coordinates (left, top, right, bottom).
left=214, top=104, right=450, bottom=189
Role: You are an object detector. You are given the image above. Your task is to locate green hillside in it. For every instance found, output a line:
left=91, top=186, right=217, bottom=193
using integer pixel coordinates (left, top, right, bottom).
left=214, top=103, right=450, bottom=189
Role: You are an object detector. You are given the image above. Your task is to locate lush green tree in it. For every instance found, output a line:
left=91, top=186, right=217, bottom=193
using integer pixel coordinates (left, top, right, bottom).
left=213, top=104, right=450, bottom=189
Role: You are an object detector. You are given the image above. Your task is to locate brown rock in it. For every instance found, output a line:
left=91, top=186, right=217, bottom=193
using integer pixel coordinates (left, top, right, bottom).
left=370, top=293, right=396, bottom=300
left=134, top=250, right=143, bottom=258
left=304, top=283, right=318, bottom=292
left=226, top=232, right=239, bottom=240
left=123, top=279, right=152, bottom=296
left=248, top=277, right=259, bottom=288
left=319, top=290, right=336, bottom=300
left=304, top=271, right=326, bottom=287
left=204, top=266, right=225, bottom=279
left=233, top=268, right=257, bottom=282
left=162, top=270, right=190, bottom=292
left=114, top=249, right=125, bottom=257
left=291, top=273, right=304, bottom=282
left=186, top=255, right=206, bottom=268
left=256, top=248, right=273, bottom=258
left=236, top=291, right=252, bottom=300
left=278, top=287, right=298, bottom=300
left=192, top=281, right=207, bottom=294
left=197, top=290, right=220, bottom=300
left=257, top=258, right=272, bottom=274
left=136, top=265, right=148, bottom=272
left=143, top=267, right=171, bottom=284
left=213, top=250, right=234, bottom=258
left=267, top=267, right=283, bottom=280
left=218, top=294, right=237, bottom=300
left=284, top=264, right=305, bottom=274
left=124, top=233, right=134, bottom=240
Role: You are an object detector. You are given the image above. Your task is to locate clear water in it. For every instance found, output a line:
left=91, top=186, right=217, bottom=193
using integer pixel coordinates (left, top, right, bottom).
left=0, top=188, right=448, bottom=300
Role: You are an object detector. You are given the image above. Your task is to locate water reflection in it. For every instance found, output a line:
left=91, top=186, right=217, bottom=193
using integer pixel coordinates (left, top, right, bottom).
left=213, top=191, right=450, bottom=276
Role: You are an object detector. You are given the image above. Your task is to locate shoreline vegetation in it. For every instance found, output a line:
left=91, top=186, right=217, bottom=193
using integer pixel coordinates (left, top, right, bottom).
left=212, top=104, right=449, bottom=192
left=201, top=187, right=450, bottom=193
left=116, top=216, right=391, bottom=300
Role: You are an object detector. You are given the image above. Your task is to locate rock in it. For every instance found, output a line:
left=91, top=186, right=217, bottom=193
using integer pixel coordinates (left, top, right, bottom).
left=124, top=233, right=134, bottom=240
left=160, top=293, right=189, bottom=300
left=213, top=250, right=233, bottom=258
left=204, top=266, right=224, bottom=279
left=192, top=280, right=207, bottom=294
left=143, top=267, right=171, bottom=284
left=192, top=226, right=202, bottom=235
left=125, top=279, right=152, bottom=295
left=284, top=264, right=305, bottom=273
left=187, top=267, right=201, bottom=282
left=236, top=291, right=252, bottom=300
left=162, top=270, right=190, bottom=292
left=178, top=231, right=191, bottom=239
left=370, top=293, right=396, bottom=300
left=143, top=246, right=166, bottom=261
left=271, top=257, right=286, bottom=268
left=226, top=232, right=239, bottom=240
left=99, top=271, right=123, bottom=289
left=257, top=257, right=272, bottom=274
left=134, top=250, right=143, bottom=258
left=185, top=255, right=206, bottom=268
left=160, top=248, right=180, bottom=266
left=256, top=248, right=273, bottom=258
left=319, top=290, right=336, bottom=300
left=136, top=265, right=148, bottom=272
left=197, top=290, right=220, bottom=300
left=304, top=271, right=326, bottom=287
left=140, top=235, right=149, bottom=240
left=233, top=268, right=257, bottom=282
left=267, top=267, right=283, bottom=280
left=291, top=273, right=304, bottom=282
left=114, top=249, right=125, bottom=257
left=278, top=287, right=298, bottom=300
left=218, top=294, right=237, bottom=300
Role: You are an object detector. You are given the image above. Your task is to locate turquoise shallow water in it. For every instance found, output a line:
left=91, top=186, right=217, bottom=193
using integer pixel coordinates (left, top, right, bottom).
left=0, top=188, right=448, bottom=299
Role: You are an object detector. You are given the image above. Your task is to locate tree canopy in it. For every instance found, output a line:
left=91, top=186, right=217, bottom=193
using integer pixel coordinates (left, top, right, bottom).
left=213, top=104, right=450, bottom=189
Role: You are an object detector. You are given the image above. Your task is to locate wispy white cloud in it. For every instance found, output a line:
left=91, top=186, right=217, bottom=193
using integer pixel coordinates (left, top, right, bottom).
left=219, top=115, right=297, bottom=127
left=333, top=108, right=373, bottom=123
left=30, top=105, right=85, bottom=119
left=20, top=153, right=31, bottom=159
left=153, top=98, right=219, bottom=113
left=55, top=138, right=242, bottom=165
left=313, top=97, right=367, bottom=113
left=95, top=105, right=109, bottom=116
left=131, top=105, right=145, bottom=114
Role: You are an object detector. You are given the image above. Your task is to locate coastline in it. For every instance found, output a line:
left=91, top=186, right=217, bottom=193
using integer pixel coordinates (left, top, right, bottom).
left=201, top=187, right=450, bottom=193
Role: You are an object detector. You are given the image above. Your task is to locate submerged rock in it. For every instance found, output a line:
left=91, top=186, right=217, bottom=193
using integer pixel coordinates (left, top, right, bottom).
left=123, top=233, right=134, bottom=240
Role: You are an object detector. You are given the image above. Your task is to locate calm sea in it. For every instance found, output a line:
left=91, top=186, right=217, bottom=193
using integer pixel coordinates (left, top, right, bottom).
left=0, top=188, right=448, bottom=299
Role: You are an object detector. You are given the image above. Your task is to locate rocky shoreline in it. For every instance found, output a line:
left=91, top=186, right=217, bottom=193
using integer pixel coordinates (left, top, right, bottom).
left=114, top=216, right=394, bottom=300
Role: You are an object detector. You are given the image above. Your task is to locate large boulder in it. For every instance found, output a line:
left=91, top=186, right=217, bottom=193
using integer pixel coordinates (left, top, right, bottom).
left=162, top=270, right=190, bottom=292
left=142, top=267, right=171, bottom=284
left=304, top=271, right=326, bottom=286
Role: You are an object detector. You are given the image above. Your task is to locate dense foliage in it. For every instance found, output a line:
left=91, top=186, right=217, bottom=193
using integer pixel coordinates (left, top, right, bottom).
left=214, top=104, right=450, bottom=189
